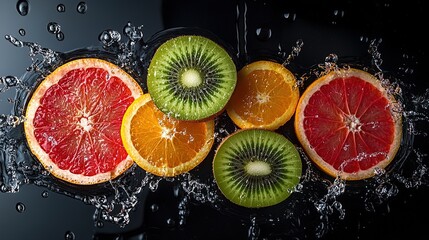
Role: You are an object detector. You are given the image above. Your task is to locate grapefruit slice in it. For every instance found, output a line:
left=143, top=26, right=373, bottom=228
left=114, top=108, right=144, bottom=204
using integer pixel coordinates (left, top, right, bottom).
left=24, top=58, right=143, bottom=185
left=294, top=68, right=402, bottom=180
left=121, top=93, right=214, bottom=177
left=226, top=60, right=299, bottom=130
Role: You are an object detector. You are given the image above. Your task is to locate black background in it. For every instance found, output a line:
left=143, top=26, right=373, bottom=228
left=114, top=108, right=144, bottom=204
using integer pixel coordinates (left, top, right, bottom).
left=1, top=0, right=428, bottom=239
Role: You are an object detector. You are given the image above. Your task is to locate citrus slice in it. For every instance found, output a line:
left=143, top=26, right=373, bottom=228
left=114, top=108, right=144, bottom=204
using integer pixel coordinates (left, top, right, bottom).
left=24, top=58, right=143, bottom=185
left=294, top=68, right=402, bottom=180
left=121, top=93, right=215, bottom=177
left=226, top=60, right=299, bottom=130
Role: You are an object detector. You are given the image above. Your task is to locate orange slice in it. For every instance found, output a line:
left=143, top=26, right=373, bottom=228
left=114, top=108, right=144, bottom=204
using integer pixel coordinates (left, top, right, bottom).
left=294, top=68, right=402, bottom=180
left=226, top=60, right=299, bottom=130
left=24, top=58, right=143, bottom=185
left=121, top=93, right=214, bottom=177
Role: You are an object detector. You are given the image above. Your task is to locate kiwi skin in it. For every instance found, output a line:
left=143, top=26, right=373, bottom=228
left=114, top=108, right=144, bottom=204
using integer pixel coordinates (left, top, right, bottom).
left=147, top=35, right=237, bottom=121
left=213, top=129, right=302, bottom=208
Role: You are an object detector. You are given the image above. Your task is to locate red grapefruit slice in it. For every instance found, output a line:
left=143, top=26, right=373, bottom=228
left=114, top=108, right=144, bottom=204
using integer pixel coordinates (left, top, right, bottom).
left=24, top=58, right=143, bottom=185
left=295, top=68, right=402, bottom=180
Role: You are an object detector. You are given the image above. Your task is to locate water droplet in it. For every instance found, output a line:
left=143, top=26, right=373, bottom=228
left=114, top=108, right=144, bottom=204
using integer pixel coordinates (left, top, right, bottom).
left=41, top=190, right=49, bottom=198
left=18, top=28, right=26, bottom=36
left=5, top=35, right=23, bottom=48
left=166, top=218, right=176, bottom=227
left=47, top=22, right=61, bottom=34
left=95, top=220, right=104, bottom=228
left=64, top=231, right=75, bottom=240
left=56, top=32, right=65, bottom=41
left=0, top=184, right=9, bottom=193
left=123, top=22, right=144, bottom=42
left=150, top=204, right=159, bottom=212
left=360, top=35, right=369, bottom=42
left=98, top=29, right=121, bottom=47
left=16, top=202, right=26, bottom=213
left=57, top=4, right=66, bottom=13
left=331, top=9, right=345, bottom=25
left=325, top=53, right=338, bottom=64
left=255, top=27, right=272, bottom=41
left=2, top=76, right=19, bottom=87
left=77, top=2, right=87, bottom=14
left=16, top=0, right=29, bottom=16
left=283, top=12, right=296, bottom=22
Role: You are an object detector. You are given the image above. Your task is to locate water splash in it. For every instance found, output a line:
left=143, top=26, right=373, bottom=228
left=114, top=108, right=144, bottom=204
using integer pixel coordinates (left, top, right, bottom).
left=235, top=1, right=248, bottom=61
left=0, top=9, right=428, bottom=238
left=281, top=38, right=304, bottom=66
left=0, top=24, right=152, bottom=228
left=98, top=22, right=145, bottom=76
left=247, top=216, right=260, bottom=240
left=368, top=38, right=383, bottom=71
left=4, top=35, right=60, bottom=73
left=314, top=178, right=346, bottom=237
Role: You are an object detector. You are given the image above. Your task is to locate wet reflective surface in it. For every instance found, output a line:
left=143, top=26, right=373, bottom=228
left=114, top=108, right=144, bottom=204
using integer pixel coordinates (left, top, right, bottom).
left=1, top=0, right=428, bottom=239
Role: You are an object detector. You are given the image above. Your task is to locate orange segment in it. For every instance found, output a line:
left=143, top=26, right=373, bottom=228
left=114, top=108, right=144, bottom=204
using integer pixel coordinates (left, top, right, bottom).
left=226, top=60, right=299, bottom=130
left=294, top=68, right=402, bottom=181
left=24, top=58, right=143, bottom=185
left=121, top=94, right=214, bottom=177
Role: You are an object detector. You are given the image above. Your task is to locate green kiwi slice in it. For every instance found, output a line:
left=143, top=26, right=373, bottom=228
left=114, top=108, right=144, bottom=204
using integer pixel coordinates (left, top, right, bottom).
left=147, top=35, right=237, bottom=121
left=213, top=129, right=302, bottom=208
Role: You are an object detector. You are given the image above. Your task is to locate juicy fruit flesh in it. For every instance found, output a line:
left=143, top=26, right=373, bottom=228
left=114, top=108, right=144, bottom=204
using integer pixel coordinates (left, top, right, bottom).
left=213, top=129, right=302, bottom=208
left=232, top=69, right=293, bottom=124
left=33, top=67, right=135, bottom=176
left=226, top=60, right=299, bottom=130
left=303, top=76, right=396, bottom=173
left=130, top=100, right=209, bottom=169
left=147, top=35, right=237, bottom=120
left=121, top=94, right=215, bottom=177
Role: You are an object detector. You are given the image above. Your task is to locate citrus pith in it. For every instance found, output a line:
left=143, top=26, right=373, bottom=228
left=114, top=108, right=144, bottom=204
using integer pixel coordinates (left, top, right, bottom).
left=226, top=60, right=299, bottom=130
left=24, top=58, right=143, bottom=185
left=294, top=68, right=402, bottom=180
left=121, top=94, right=214, bottom=177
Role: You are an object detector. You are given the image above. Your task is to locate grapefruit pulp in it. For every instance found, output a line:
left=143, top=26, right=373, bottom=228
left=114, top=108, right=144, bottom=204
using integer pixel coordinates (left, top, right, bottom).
left=24, top=58, right=143, bottom=185
left=294, top=68, right=402, bottom=180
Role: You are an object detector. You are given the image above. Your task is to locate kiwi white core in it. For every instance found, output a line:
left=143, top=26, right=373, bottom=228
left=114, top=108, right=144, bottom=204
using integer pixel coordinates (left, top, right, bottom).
left=181, top=69, right=203, bottom=88
left=244, top=160, right=272, bottom=176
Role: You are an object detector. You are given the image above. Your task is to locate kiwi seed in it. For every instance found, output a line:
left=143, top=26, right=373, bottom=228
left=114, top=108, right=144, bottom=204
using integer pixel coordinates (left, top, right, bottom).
left=147, top=35, right=237, bottom=121
left=213, top=129, right=302, bottom=208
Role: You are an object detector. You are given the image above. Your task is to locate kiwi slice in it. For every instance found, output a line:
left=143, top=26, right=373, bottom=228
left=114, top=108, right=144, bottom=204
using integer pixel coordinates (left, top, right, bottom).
left=213, top=129, right=302, bottom=208
left=147, top=35, right=237, bottom=121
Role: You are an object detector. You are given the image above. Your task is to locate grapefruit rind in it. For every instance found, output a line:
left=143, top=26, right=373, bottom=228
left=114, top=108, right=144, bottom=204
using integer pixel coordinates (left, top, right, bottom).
left=121, top=94, right=215, bottom=177
left=24, top=58, right=143, bottom=185
left=226, top=60, right=300, bottom=130
left=294, top=68, right=402, bottom=181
